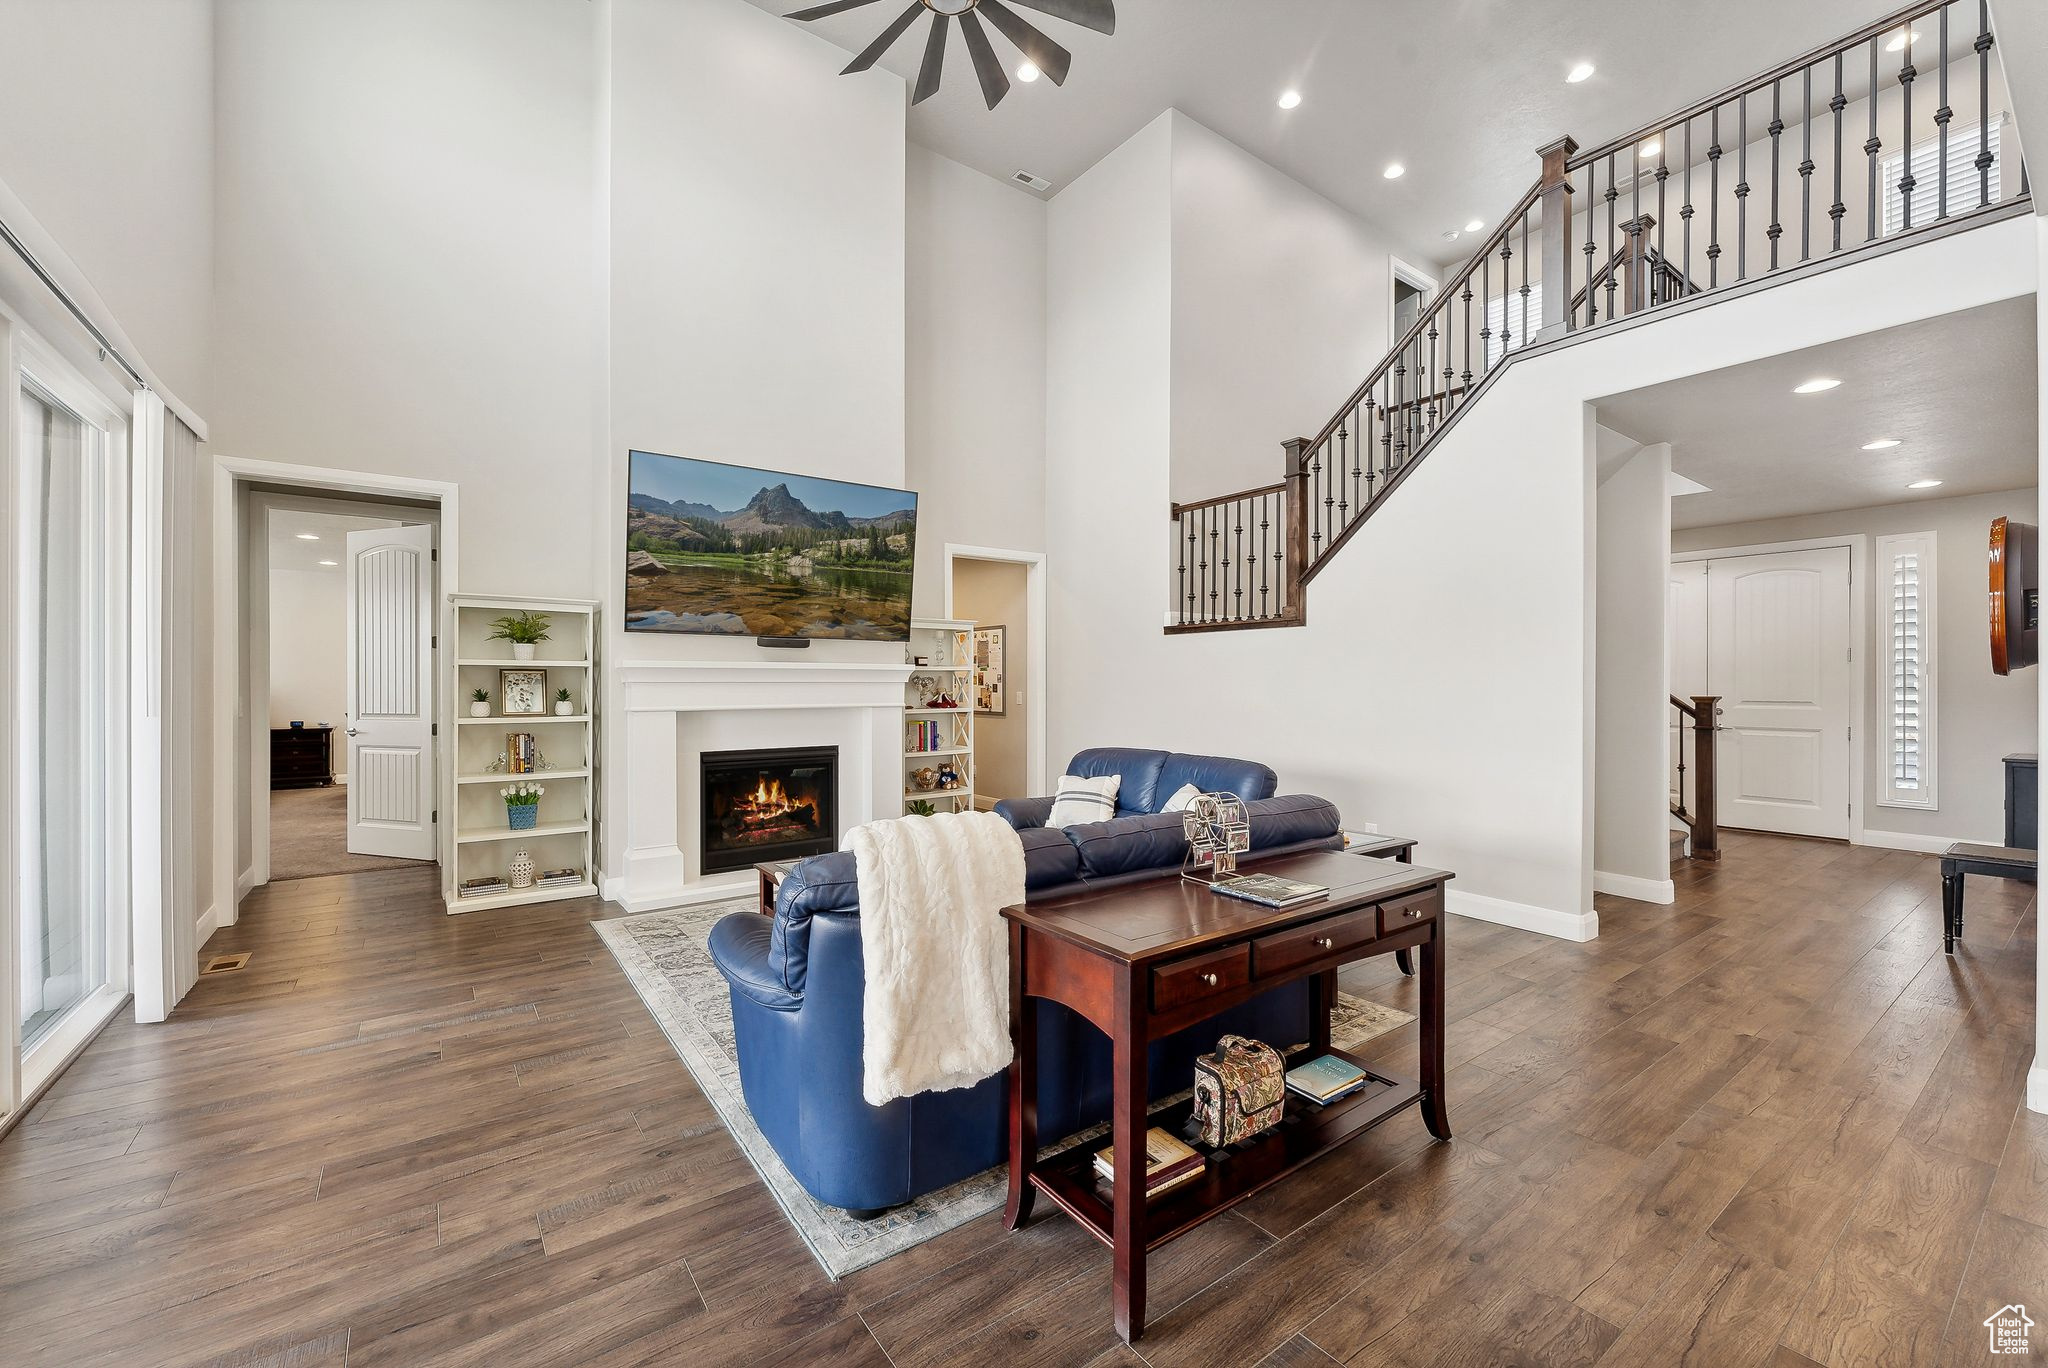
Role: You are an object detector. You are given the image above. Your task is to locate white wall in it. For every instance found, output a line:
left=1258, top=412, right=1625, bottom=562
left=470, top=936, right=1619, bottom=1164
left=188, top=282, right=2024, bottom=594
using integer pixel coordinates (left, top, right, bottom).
left=1169, top=113, right=1403, bottom=502
left=1050, top=198, right=2037, bottom=939
left=268, top=569, right=344, bottom=730
left=905, top=146, right=1048, bottom=612
left=1675, top=486, right=2040, bottom=846
left=1595, top=440, right=1675, bottom=897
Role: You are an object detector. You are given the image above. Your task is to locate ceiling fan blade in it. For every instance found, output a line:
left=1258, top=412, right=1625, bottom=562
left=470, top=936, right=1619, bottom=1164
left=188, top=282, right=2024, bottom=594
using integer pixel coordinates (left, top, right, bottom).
left=840, top=1, right=924, bottom=73
left=785, top=0, right=885, bottom=20
left=1005, top=0, right=1114, bottom=36
left=978, top=0, right=1071, bottom=85
left=912, top=12, right=949, bottom=105
left=956, top=11, right=1011, bottom=109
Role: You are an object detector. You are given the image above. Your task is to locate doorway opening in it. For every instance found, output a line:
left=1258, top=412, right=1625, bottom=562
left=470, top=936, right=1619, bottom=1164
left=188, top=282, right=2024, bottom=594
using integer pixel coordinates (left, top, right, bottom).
left=1390, top=258, right=1436, bottom=342
left=944, top=545, right=1048, bottom=806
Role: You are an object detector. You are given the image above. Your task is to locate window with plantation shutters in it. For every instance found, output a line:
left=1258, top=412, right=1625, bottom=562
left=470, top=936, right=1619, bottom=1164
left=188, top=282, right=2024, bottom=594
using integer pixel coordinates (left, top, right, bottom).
left=1484, top=282, right=1543, bottom=365
left=1877, top=532, right=1937, bottom=809
left=1881, top=115, right=2003, bottom=236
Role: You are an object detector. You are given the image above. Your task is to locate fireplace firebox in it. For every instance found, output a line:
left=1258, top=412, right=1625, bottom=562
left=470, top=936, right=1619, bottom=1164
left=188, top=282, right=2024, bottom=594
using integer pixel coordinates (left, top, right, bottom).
left=699, top=746, right=838, bottom=875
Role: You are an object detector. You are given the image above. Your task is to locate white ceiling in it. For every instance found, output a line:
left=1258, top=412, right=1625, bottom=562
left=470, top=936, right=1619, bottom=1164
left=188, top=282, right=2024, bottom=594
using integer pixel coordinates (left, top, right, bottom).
left=267, top=509, right=400, bottom=575
left=1594, top=296, right=2039, bottom=530
left=755, top=0, right=1905, bottom=265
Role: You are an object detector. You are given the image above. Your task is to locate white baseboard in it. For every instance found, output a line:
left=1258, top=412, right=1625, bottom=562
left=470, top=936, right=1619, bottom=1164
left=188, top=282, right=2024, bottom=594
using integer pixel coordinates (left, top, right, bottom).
left=1594, top=870, right=1676, bottom=905
left=2030, top=1062, right=2048, bottom=1115
left=1447, top=888, right=1599, bottom=942
left=600, top=873, right=753, bottom=914
left=196, top=902, right=224, bottom=945
left=1857, top=827, right=1985, bottom=855
left=235, top=864, right=257, bottom=900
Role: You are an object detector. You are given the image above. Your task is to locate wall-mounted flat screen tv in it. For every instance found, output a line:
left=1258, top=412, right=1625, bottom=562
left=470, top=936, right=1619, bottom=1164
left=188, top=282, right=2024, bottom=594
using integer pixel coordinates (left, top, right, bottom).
left=624, top=450, right=918, bottom=641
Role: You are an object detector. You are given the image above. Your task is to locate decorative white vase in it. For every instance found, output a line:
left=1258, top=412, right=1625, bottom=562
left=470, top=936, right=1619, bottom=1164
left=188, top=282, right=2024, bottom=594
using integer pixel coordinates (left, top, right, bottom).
left=512, top=643, right=536, bottom=661
left=508, top=847, right=534, bottom=889
left=469, top=701, right=490, bottom=717
left=554, top=699, right=573, bottom=716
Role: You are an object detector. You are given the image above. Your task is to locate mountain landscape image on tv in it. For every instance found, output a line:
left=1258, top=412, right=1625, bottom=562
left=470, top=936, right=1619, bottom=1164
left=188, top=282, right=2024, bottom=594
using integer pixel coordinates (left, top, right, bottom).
left=625, top=450, right=918, bottom=640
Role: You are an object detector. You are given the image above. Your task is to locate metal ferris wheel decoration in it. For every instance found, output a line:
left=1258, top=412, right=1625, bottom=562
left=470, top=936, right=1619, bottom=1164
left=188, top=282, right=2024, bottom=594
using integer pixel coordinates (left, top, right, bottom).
left=783, top=0, right=1115, bottom=110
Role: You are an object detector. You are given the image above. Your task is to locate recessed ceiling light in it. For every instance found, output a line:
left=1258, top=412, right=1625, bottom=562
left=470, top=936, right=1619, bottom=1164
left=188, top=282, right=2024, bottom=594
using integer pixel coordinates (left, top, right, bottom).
left=1441, top=230, right=1461, bottom=241
left=1885, top=28, right=1920, bottom=52
left=1907, top=479, right=1943, bottom=489
left=1016, top=61, right=1040, bottom=83
left=1383, top=163, right=1405, bottom=179
left=1861, top=438, right=1902, bottom=450
left=295, top=533, right=320, bottom=540
left=1566, top=61, right=1596, bottom=84
left=1464, top=218, right=1484, bottom=233
left=1640, top=137, right=1661, bottom=158
left=1277, top=89, right=1302, bottom=110
left=316, top=559, right=338, bottom=566
left=1792, top=377, right=1842, bottom=394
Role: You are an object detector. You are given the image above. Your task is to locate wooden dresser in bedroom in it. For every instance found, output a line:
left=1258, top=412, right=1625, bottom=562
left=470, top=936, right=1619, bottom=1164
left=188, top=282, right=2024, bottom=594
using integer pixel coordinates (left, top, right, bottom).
left=271, top=726, right=334, bottom=789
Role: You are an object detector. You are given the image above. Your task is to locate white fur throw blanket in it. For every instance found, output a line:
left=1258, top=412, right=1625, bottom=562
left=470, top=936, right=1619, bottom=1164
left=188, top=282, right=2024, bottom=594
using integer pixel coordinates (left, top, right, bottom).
left=848, top=810, right=1026, bottom=1106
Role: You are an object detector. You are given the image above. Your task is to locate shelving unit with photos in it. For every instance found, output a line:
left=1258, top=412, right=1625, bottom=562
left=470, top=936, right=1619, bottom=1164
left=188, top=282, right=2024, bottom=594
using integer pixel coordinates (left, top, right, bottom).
left=443, top=595, right=600, bottom=913
left=904, top=618, right=975, bottom=813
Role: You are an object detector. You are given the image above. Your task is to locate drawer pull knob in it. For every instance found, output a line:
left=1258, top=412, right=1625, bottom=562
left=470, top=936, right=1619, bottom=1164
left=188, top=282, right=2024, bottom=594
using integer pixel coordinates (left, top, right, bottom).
left=1313, top=936, right=1334, bottom=949
left=1199, top=972, right=1219, bottom=987
left=1405, top=908, right=1423, bottom=919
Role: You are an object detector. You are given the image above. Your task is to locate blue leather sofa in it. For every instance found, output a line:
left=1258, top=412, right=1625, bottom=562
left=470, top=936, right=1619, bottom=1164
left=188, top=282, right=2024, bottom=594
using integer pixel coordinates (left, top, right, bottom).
left=706, top=749, right=1342, bottom=1216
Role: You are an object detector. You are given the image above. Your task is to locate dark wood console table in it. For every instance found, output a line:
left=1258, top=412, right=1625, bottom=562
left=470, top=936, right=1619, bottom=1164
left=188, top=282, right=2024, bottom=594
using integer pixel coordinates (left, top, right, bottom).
left=1002, top=849, right=1452, bottom=1342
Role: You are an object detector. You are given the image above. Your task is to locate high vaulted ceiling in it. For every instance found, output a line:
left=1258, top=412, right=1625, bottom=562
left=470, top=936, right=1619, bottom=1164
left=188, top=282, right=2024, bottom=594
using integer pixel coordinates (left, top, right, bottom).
left=1595, top=296, right=2039, bottom=530
left=753, top=0, right=1905, bottom=263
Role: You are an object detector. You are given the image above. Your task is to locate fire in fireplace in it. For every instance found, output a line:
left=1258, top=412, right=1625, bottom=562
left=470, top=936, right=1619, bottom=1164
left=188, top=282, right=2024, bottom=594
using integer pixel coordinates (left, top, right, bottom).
left=699, top=746, right=838, bottom=874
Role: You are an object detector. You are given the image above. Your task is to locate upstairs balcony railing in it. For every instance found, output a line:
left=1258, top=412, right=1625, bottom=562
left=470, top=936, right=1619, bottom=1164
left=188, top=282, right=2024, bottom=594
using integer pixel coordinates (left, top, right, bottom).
left=1171, top=0, right=2029, bottom=631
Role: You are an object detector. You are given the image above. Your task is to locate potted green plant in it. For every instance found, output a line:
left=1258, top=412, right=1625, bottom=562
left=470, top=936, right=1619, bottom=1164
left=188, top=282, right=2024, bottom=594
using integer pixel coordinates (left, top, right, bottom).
left=553, top=686, right=574, bottom=717
left=487, top=610, right=551, bottom=662
left=502, top=781, right=544, bottom=830
left=469, top=687, right=490, bottom=718
left=905, top=799, right=937, bottom=816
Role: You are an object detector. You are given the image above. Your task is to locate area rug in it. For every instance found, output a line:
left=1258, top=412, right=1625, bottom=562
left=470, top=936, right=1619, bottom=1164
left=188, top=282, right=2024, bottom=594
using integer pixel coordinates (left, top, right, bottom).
left=595, top=899, right=1413, bottom=1279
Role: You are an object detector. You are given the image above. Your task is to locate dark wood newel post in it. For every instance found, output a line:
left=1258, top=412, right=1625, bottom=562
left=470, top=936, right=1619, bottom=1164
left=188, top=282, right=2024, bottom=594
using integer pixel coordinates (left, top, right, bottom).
left=1621, top=213, right=1657, bottom=313
left=1690, top=694, right=1721, bottom=862
left=1281, top=437, right=1311, bottom=623
left=1535, top=135, right=1578, bottom=342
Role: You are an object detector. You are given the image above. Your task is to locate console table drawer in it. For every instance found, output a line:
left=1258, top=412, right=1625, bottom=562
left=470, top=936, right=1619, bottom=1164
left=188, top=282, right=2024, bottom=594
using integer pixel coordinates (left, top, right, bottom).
left=1252, top=907, right=1377, bottom=978
left=1151, top=944, right=1250, bottom=1013
left=1378, top=889, right=1439, bottom=937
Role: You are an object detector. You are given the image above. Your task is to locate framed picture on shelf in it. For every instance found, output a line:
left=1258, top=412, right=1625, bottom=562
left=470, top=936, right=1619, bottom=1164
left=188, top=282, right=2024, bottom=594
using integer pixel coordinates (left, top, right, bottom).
left=973, top=625, right=1006, bottom=716
left=500, top=668, right=547, bottom=716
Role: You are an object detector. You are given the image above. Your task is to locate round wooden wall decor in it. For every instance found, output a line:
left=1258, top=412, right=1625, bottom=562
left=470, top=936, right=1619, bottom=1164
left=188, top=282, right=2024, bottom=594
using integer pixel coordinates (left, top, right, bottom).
left=1990, top=516, right=2038, bottom=675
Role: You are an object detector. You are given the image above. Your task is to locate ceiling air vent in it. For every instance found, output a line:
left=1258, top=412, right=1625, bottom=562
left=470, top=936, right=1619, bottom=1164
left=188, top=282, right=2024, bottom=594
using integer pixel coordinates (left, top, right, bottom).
left=1012, top=170, right=1053, bottom=193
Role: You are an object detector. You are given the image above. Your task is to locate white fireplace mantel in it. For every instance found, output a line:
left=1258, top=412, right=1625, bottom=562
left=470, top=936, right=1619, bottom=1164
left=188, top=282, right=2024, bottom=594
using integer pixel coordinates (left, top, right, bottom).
left=605, top=657, right=913, bottom=910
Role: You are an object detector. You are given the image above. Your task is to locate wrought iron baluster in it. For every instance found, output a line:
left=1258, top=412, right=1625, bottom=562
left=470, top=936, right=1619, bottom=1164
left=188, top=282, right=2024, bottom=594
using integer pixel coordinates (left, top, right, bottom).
left=1899, top=26, right=1917, bottom=231
left=1707, top=108, right=1722, bottom=287
left=1655, top=132, right=1669, bottom=301
left=1605, top=154, right=1620, bottom=318
left=1937, top=3, right=1951, bottom=219
left=1176, top=511, right=1186, bottom=624
left=1629, top=142, right=1643, bottom=312
left=1379, top=376, right=1394, bottom=485
left=1735, top=91, right=1750, bottom=280
left=1335, top=423, right=1349, bottom=537
left=1461, top=277, right=1473, bottom=386
left=1867, top=38, right=1882, bottom=238
left=1518, top=212, right=1530, bottom=358
left=1682, top=117, right=1694, bottom=286
left=1799, top=68, right=1814, bottom=261
left=1583, top=164, right=1599, bottom=327
left=1362, top=398, right=1379, bottom=502
left=1978, top=0, right=1995, bottom=207
left=1830, top=53, right=1847, bottom=249
left=1767, top=80, right=1783, bottom=270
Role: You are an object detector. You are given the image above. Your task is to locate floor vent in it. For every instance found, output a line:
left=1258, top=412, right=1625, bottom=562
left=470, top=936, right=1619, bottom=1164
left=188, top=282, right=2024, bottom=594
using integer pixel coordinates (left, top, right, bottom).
left=200, top=952, right=252, bottom=975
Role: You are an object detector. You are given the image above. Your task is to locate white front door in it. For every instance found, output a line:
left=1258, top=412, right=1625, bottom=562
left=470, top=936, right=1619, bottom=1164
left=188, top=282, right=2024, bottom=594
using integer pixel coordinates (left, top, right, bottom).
left=345, top=525, right=436, bottom=859
left=1706, top=547, right=1854, bottom=839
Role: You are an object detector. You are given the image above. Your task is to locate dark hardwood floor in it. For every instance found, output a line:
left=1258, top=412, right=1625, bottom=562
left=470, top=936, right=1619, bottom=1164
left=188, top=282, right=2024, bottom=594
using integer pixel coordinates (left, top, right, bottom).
left=0, top=831, right=2039, bottom=1366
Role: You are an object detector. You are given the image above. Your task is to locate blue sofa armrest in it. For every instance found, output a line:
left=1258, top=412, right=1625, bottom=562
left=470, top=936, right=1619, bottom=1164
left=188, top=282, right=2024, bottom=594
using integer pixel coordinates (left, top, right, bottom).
left=993, top=795, right=1055, bottom=829
left=707, top=912, right=802, bottom=1011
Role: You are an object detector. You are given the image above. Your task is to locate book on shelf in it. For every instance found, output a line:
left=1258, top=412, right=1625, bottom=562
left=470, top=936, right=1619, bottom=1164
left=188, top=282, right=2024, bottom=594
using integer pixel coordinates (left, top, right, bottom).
left=1208, top=873, right=1329, bottom=909
left=506, top=731, right=537, bottom=774
left=458, top=877, right=508, bottom=898
left=1093, top=1126, right=1205, bottom=1196
left=1284, top=1053, right=1370, bottom=1104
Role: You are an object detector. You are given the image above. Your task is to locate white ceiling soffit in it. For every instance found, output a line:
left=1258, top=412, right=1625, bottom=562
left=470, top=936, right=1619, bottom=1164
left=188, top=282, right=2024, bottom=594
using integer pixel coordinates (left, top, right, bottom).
left=755, top=0, right=1907, bottom=258
left=1594, top=295, right=2038, bottom=530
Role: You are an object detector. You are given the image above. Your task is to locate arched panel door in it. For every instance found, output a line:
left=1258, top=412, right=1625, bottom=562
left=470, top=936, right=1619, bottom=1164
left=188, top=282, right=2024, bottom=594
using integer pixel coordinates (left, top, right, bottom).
left=346, top=525, right=436, bottom=860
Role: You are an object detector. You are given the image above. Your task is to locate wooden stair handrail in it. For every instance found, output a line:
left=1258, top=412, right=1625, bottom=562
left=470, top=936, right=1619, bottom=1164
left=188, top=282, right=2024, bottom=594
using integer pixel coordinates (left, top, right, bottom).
left=1673, top=694, right=1722, bottom=863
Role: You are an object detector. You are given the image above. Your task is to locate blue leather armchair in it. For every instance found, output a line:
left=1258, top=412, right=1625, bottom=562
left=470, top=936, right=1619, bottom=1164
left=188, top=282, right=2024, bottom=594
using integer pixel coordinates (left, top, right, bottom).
left=706, top=759, right=1342, bottom=1217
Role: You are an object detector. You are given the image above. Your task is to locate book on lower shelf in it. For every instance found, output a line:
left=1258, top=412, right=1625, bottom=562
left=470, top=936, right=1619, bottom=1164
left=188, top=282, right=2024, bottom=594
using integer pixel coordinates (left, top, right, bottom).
left=1093, top=1126, right=1206, bottom=1196
left=536, top=866, right=584, bottom=887
left=1284, top=1053, right=1370, bottom=1105
left=458, top=876, right=509, bottom=899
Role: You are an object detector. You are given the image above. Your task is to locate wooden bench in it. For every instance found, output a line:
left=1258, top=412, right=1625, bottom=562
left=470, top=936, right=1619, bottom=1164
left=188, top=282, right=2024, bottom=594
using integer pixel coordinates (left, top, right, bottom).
left=1939, top=843, right=2037, bottom=955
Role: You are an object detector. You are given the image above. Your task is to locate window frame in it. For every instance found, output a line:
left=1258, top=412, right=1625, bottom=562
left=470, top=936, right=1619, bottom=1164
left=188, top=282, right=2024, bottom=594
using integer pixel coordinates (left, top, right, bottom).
left=1876, top=530, right=1938, bottom=811
left=1881, top=113, right=2003, bottom=236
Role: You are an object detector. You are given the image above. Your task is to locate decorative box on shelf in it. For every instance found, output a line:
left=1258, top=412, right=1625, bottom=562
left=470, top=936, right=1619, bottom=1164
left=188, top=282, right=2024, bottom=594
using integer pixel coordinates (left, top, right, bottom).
left=443, top=594, right=601, bottom=913
left=904, top=618, right=975, bottom=813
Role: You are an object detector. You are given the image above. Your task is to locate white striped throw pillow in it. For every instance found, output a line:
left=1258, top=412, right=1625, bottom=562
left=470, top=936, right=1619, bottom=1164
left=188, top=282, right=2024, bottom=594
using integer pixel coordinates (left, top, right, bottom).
left=1047, top=773, right=1121, bottom=829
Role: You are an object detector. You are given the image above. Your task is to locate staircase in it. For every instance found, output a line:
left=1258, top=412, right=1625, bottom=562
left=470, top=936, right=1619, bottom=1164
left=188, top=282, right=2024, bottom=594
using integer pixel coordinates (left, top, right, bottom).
left=1170, top=0, right=2029, bottom=632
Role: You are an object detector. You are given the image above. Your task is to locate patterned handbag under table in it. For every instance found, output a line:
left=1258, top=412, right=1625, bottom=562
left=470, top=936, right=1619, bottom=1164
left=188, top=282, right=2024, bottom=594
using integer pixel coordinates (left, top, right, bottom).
left=1190, top=1034, right=1285, bottom=1147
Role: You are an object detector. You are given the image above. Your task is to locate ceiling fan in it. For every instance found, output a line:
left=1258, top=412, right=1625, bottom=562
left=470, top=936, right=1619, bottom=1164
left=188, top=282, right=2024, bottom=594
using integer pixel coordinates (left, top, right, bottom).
left=784, top=0, right=1115, bottom=109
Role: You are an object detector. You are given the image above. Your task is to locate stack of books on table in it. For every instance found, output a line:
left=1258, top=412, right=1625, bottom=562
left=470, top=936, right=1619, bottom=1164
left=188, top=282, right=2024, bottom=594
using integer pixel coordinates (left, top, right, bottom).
left=1284, top=1054, right=1371, bottom=1106
left=537, top=866, right=583, bottom=889
left=1094, top=1126, right=1205, bottom=1199
left=457, top=876, right=509, bottom=900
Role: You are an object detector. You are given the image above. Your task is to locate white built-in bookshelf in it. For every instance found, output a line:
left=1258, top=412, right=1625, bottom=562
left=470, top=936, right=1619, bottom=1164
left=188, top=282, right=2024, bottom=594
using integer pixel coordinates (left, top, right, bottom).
left=443, top=595, right=600, bottom=913
left=904, top=618, right=975, bottom=813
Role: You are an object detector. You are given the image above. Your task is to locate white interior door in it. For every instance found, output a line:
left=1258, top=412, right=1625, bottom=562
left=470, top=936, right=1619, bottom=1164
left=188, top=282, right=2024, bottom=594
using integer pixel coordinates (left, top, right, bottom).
left=1706, top=547, right=1853, bottom=839
left=346, top=525, right=435, bottom=859
left=1667, top=562, right=1709, bottom=805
